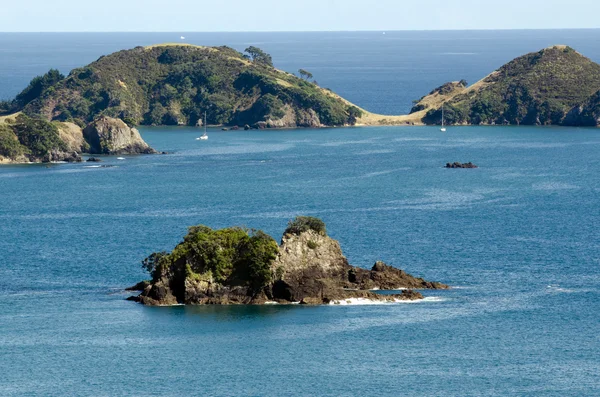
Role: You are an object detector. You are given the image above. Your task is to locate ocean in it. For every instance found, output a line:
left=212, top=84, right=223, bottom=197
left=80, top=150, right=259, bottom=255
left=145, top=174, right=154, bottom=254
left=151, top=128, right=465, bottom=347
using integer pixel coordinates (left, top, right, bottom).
left=1, top=31, right=599, bottom=396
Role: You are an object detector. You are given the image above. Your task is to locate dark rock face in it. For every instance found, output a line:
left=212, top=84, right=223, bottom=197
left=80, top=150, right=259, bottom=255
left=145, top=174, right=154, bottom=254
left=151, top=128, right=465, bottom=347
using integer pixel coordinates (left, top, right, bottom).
left=349, top=261, right=450, bottom=290
left=83, top=116, right=157, bottom=155
left=44, top=150, right=82, bottom=163
left=125, top=280, right=151, bottom=291
left=445, top=162, right=478, bottom=169
left=253, top=121, right=268, bottom=129
left=129, top=228, right=449, bottom=306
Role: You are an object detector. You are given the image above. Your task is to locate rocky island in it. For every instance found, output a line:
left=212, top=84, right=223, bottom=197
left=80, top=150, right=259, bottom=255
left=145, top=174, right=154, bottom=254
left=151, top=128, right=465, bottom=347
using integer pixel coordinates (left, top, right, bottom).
left=3, top=44, right=600, bottom=163
left=127, top=216, right=449, bottom=306
left=413, top=46, right=600, bottom=127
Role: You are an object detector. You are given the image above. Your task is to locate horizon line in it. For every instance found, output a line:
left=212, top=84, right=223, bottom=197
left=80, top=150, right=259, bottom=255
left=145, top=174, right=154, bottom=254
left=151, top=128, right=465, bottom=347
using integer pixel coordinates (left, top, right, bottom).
left=1, top=28, right=600, bottom=34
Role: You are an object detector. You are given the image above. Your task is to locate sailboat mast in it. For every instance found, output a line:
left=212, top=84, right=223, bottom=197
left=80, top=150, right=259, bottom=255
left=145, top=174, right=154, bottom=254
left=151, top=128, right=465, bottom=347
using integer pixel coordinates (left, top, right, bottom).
left=442, top=104, right=444, bottom=127
left=204, top=111, right=207, bottom=134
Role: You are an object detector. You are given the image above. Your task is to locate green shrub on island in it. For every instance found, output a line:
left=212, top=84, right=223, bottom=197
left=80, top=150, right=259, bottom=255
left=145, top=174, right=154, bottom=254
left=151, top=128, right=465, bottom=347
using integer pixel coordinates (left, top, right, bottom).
left=285, top=216, right=327, bottom=236
left=16, top=69, right=65, bottom=108
left=11, top=114, right=67, bottom=159
left=142, top=225, right=279, bottom=293
left=307, top=240, right=318, bottom=249
left=0, top=114, right=67, bottom=161
left=0, top=124, right=26, bottom=159
left=244, top=46, right=273, bottom=67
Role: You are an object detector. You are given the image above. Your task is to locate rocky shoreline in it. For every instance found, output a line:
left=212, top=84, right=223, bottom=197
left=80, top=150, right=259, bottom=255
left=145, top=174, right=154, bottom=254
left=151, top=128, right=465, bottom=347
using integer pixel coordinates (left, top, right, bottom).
left=127, top=217, right=449, bottom=306
left=0, top=115, right=155, bottom=164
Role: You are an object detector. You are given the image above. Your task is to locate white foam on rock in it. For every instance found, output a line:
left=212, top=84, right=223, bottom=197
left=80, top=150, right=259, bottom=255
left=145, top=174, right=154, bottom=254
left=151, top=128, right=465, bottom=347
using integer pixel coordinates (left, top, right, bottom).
left=328, top=296, right=446, bottom=306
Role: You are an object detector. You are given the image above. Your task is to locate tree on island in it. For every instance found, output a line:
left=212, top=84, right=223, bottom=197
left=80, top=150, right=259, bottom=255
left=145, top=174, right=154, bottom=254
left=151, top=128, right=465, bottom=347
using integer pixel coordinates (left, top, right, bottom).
left=244, top=46, right=273, bottom=67
left=298, top=69, right=314, bottom=81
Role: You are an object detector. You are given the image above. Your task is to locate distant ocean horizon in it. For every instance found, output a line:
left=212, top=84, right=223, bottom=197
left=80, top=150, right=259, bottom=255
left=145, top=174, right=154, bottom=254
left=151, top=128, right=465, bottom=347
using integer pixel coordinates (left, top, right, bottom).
left=2, top=29, right=600, bottom=114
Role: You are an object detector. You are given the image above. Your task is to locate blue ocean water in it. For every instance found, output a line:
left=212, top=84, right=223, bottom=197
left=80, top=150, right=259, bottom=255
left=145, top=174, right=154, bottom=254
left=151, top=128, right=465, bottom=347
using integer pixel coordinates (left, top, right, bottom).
left=1, top=32, right=600, bottom=396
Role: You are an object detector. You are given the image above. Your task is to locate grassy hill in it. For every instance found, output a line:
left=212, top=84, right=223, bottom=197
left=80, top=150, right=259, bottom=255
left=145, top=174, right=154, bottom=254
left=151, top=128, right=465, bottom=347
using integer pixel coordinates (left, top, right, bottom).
left=418, top=46, right=600, bottom=126
left=9, top=44, right=362, bottom=128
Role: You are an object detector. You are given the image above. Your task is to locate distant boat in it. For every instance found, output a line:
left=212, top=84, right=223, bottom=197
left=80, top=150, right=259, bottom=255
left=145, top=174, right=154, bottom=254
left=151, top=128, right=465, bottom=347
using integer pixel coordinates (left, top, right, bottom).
left=440, top=104, right=447, bottom=132
left=117, top=157, right=126, bottom=160
left=196, top=111, right=208, bottom=140
left=180, top=36, right=185, bottom=40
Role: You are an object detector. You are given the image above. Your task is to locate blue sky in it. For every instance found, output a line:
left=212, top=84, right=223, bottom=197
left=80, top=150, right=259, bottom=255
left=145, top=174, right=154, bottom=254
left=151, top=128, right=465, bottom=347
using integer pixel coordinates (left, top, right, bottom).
left=2, top=0, right=598, bottom=32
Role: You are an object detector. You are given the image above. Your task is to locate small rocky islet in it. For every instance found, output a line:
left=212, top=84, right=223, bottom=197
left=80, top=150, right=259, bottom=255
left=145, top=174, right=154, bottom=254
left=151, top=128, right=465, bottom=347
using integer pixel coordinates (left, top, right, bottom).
left=445, top=162, right=478, bottom=169
left=127, top=216, right=449, bottom=306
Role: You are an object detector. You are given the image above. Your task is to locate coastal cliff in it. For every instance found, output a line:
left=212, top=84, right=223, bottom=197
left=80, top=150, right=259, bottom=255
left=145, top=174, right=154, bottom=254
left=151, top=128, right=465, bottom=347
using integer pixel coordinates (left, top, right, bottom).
left=0, top=114, right=155, bottom=163
left=83, top=116, right=155, bottom=154
left=128, top=216, right=448, bottom=306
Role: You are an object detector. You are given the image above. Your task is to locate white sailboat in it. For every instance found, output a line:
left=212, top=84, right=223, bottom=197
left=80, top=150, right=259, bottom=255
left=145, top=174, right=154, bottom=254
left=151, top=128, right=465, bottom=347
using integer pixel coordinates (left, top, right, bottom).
left=440, top=104, right=447, bottom=132
left=196, top=112, right=208, bottom=140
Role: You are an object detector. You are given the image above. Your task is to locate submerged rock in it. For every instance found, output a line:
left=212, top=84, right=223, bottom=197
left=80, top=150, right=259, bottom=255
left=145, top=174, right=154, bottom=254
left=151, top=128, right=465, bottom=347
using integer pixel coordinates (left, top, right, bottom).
left=128, top=217, right=449, bottom=306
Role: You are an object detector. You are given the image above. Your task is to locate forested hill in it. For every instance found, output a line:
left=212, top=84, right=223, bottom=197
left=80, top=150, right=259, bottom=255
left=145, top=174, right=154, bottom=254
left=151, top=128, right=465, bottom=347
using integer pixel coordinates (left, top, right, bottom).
left=416, top=46, right=600, bottom=126
left=1, top=44, right=362, bottom=128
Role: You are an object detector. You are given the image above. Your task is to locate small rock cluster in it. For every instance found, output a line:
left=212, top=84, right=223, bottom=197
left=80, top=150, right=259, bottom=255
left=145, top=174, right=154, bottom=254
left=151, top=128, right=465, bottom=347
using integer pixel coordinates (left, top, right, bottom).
left=445, top=162, right=478, bottom=169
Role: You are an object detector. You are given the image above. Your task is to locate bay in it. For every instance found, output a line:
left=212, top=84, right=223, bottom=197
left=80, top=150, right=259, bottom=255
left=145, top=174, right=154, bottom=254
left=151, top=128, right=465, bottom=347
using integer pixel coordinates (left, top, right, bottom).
left=1, top=31, right=599, bottom=396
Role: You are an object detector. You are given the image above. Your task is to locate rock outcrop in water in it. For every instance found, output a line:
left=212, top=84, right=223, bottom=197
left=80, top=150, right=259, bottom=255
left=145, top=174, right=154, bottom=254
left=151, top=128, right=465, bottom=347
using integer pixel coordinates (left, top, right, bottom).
left=83, top=116, right=156, bottom=154
left=445, top=162, right=478, bottom=169
left=0, top=114, right=156, bottom=164
left=127, top=216, right=449, bottom=306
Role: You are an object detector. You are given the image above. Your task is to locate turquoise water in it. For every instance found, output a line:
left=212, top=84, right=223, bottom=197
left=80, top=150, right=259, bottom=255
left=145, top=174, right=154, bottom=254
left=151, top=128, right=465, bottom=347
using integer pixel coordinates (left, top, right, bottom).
left=1, top=126, right=599, bottom=395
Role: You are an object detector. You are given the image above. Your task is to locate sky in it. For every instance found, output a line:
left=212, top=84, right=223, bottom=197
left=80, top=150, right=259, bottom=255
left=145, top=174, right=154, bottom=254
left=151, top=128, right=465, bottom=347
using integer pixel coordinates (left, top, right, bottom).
left=1, top=0, right=598, bottom=32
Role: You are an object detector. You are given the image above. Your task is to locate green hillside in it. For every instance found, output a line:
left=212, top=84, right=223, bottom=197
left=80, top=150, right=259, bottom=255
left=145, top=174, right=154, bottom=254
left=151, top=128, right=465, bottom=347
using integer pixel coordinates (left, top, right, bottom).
left=421, top=46, right=600, bottom=126
left=9, top=44, right=361, bottom=128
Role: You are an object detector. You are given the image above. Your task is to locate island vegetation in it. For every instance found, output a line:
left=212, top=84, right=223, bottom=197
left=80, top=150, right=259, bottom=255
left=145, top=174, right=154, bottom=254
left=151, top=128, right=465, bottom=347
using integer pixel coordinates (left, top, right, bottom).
left=1, top=44, right=362, bottom=129
left=128, top=216, right=449, bottom=305
left=4, top=43, right=600, bottom=163
left=415, top=46, right=600, bottom=126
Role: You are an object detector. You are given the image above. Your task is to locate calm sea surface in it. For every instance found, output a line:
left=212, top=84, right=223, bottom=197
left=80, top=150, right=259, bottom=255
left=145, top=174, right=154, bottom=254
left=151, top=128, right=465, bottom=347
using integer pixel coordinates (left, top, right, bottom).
left=1, top=32, right=600, bottom=396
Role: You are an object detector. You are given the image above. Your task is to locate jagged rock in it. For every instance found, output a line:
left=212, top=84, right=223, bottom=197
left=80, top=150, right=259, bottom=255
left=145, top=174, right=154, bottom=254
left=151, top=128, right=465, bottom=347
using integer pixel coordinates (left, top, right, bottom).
left=56, top=122, right=88, bottom=153
left=83, top=116, right=156, bottom=155
left=445, top=162, right=478, bottom=169
left=295, top=108, right=322, bottom=128
left=265, top=105, right=298, bottom=128
left=125, top=280, right=151, bottom=291
left=44, top=149, right=82, bottom=163
left=253, top=121, right=268, bottom=129
left=357, top=261, right=449, bottom=290
left=129, top=218, right=448, bottom=306
left=86, top=157, right=102, bottom=162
